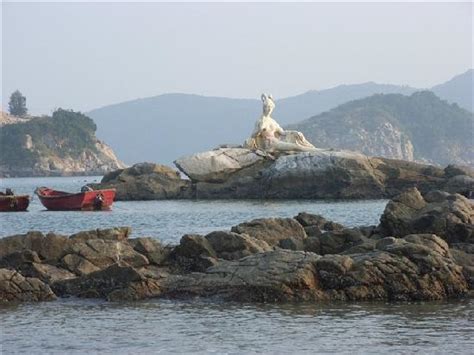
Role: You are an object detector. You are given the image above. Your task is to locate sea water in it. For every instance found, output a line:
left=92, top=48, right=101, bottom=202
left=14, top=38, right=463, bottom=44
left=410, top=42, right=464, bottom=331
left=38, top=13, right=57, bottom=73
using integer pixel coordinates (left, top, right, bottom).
left=0, top=176, right=472, bottom=354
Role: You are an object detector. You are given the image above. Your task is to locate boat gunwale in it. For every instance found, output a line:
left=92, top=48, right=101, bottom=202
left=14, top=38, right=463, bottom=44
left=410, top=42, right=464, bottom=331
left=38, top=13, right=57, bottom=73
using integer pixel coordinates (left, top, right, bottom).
left=35, top=188, right=116, bottom=199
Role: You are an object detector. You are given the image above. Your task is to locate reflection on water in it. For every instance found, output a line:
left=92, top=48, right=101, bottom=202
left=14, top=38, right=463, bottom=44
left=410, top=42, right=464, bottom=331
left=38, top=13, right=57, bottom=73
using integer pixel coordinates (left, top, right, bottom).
left=1, top=299, right=473, bottom=354
left=0, top=176, right=387, bottom=243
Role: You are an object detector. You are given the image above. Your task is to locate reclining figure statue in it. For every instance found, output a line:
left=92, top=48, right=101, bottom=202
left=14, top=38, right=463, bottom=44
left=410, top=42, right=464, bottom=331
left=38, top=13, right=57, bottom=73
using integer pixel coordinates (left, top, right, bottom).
left=244, top=93, right=316, bottom=153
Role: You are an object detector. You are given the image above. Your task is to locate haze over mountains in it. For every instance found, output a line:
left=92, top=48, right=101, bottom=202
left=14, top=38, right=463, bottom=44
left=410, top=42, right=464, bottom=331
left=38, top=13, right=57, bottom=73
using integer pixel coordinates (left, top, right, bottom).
left=88, top=69, right=473, bottom=166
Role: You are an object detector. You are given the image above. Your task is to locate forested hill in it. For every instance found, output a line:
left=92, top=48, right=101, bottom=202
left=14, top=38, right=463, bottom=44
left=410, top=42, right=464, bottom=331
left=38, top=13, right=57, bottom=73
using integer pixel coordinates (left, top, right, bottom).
left=287, top=91, right=474, bottom=166
left=0, top=109, right=125, bottom=177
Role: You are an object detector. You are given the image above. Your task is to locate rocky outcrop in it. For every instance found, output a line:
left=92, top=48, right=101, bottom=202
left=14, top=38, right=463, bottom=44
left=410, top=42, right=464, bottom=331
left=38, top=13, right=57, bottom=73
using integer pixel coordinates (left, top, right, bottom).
left=1, top=191, right=473, bottom=303
left=90, top=162, right=192, bottom=200
left=0, top=268, right=56, bottom=303
left=379, top=188, right=473, bottom=244
left=231, top=218, right=307, bottom=247
left=163, top=234, right=467, bottom=302
left=91, top=148, right=473, bottom=200
left=0, top=109, right=125, bottom=177
left=51, top=263, right=162, bottom=301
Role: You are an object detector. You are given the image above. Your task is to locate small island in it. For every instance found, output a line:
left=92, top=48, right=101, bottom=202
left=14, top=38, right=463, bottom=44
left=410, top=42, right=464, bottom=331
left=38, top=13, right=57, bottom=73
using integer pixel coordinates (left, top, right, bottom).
left=0, top=108, right=125, bottom=177
left=90, top=94, right=474, bottom=200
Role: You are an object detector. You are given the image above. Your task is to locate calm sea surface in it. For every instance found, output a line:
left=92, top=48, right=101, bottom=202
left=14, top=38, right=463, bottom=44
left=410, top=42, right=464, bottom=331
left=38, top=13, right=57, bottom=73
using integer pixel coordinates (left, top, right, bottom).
left=0, top=176, right=388, bottom=243
left=1, top=176, right=473, bottom=354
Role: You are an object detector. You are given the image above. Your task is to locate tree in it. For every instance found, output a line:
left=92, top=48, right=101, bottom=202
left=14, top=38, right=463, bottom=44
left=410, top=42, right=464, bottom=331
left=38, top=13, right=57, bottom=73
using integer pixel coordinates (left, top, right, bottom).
left=8, top=90, right=28, bottom=117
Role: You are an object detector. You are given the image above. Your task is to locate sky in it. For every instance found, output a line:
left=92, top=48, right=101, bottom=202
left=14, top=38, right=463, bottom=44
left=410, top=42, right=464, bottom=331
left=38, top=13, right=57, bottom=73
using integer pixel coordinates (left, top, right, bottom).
left=1, top=1, right=473, bottom=115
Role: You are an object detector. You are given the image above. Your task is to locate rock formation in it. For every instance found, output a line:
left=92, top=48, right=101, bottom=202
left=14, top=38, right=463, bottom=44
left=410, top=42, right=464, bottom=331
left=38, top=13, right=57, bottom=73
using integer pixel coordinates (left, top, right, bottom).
left=91, top=148, right=473, bottom=200
left=1, top=189, right=473, bottom=303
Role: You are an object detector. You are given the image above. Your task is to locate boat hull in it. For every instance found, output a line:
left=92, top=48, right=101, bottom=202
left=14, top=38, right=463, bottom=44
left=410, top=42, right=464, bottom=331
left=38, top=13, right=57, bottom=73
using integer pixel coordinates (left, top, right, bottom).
left=35, top=187, right=116, bottom=211
left=0, top=195, right=30, bottom=212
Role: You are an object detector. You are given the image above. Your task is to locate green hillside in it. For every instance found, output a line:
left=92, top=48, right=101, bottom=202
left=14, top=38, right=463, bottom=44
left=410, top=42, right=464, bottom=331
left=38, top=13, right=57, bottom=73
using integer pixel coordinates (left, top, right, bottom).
left=0, top=109, right=124, bottom=177
left=287, top=91, right=474, bottom=166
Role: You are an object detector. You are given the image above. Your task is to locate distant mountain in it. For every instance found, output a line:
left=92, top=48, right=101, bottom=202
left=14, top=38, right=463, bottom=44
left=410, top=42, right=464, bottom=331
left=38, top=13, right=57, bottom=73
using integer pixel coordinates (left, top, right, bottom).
left=0, top=110, right=125, bottom=177
left=287, top=91, right=474, bottom=167
left=432, top=69, right=473, bottom=112
left=89, top=94, right=260, bottom=165
left=88, top=83, right=419, bottom=164
left=88, top=70, right=472, bottom=165
left=275, top=82, right=416, bottom=125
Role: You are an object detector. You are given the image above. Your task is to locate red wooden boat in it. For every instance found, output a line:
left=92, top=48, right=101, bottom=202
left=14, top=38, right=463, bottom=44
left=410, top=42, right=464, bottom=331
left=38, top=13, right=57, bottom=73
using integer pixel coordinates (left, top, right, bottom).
left=0, top=193, right=30, bottom=212
left=35, top=187, right=116, bottom=211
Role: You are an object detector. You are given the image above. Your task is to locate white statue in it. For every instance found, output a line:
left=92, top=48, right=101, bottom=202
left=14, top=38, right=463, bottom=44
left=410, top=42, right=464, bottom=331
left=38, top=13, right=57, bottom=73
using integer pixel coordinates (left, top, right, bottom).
left=244, top=93, right=316, bottom=153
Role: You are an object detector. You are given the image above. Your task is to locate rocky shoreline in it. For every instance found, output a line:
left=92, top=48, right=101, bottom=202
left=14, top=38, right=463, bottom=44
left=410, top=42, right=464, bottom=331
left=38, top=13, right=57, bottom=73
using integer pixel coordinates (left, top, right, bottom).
left=90, top=148, right=474, bottom=201
left=1, top=187, right=472, bottom=303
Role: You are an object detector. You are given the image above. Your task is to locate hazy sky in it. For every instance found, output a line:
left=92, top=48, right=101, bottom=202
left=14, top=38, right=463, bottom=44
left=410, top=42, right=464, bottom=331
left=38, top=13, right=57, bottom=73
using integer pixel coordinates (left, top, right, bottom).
left=2, top=2, right=473, bottom=115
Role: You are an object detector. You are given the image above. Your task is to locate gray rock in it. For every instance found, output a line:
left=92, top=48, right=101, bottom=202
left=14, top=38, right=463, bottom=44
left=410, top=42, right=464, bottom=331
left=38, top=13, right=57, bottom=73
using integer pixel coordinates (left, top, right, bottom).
left=89, top=162, right=192, bottom=200
left=231, top=218, right=307, bottom=247
left=51, top=263, right=150, bottom=299
left=205, top=231, right=272, bottom=260
left=169, top=234, right=218, bottom=272
left=161, top=233, right=468, bottom=302
left=379, top=187, right=474, bottom=244
left=61, top=254, right=101, bottom=276
left=129, top=237, right=169, bottom=265
left=86, top=149, right=474, bottom=200
left=175, top=148, right=265, bottom=182
left=294, top=212, right=344, bottom=231
left=311, top=228, right=367, bottom=255
left=0, top=268, right=57, bottom=303
left=278, top=237, right=305, bottom=251
left=0, top=250, right=42, bottom=269
left=69, top=227, right=131, bottom=242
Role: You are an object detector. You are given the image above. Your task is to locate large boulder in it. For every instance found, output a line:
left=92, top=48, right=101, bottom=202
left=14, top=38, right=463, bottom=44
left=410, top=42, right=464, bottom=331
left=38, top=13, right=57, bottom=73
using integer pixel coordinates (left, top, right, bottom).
left=163, top=250, right=323, bottom=302
left=63, top=238, right=149, bottom=272
left=61, top=254, right=101, bottom=276
left=0, top=250, right=76, bottom=284
left=0, top=231, right=68, bottom=262
left=0, top=250, right=42, bottom=268
left=52, top=263, right=161, bottom=301
left=89, top=162, right=192, bottom=200
left=129, top=237, right=170, bottom=265
left=69, top=227, right=131, bottom=242
left=379, top=188, right=474, bottom=244
left=175, top=148, right=265, bottom=182
left=0, top=268, right=57, bottom=303
left=450, top=244, right=474, bottom=288
left=306, top=228, right=369, bottom=255
left=294, top=212, right=345, bottom=232
left=205, top=231, right=272, bottom=260
left=168, top=234, right=218, bottom=272
left=22, top=263, right=76, bottom=284
left=0, top=228, right=131, bottom=264
left=231, top=218, right=307, bottom=247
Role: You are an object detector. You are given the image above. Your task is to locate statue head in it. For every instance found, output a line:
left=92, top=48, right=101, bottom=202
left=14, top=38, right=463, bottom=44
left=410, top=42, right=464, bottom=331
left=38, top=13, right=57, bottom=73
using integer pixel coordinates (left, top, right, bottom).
left=261, top=93, right=275, bottom=116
